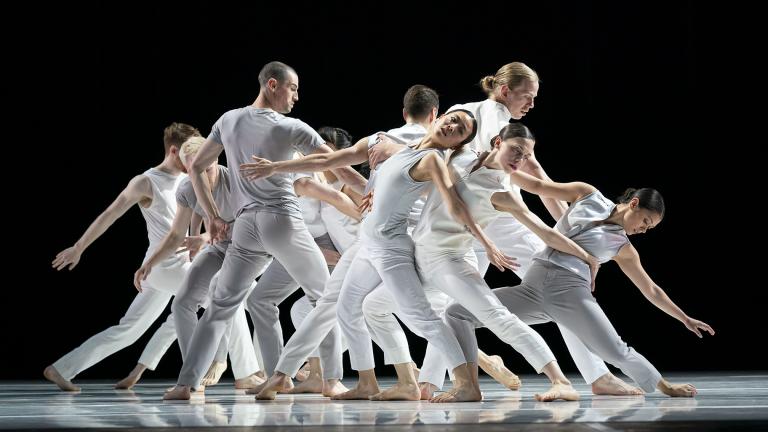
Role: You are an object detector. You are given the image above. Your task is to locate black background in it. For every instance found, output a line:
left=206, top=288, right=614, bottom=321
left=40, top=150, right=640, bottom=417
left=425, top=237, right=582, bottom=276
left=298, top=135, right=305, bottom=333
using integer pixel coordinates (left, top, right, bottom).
left=6, top=1, right=760, bottom=381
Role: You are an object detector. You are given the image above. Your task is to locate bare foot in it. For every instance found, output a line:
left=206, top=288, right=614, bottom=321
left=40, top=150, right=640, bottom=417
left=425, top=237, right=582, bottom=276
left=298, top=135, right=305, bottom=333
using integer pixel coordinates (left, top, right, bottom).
left=200, top=361, right=227, bottom=387
left=370, top=382, right=421, bottom=401
left=163, top=385, right=192, bottom=400
left=480, top=355, right=521, bottom=390
left=254, top=370, right=266, bottom=380
left=419, top=382, right=438, bottom=400
left=295, top=362, right=310, bottom=382
left=534, top=383, right=580, bottom=402
left=322, top=379, right=349, bottom=397
left=253, top=374, right=293, bottom=400
left=115, top=364, right=146, bottom=389
left=283, top=373, right=323, bottom=394
left=234, top=373, right=265, bottom=389
left=43, top=365, right=80, bottom=392
left=659, top=381, right=697, bottom=397
left=331, top=382, right=380, bottom=400
left=592, top=373, right=644, bottom=396
left=430, top=383, right=482, bottom=403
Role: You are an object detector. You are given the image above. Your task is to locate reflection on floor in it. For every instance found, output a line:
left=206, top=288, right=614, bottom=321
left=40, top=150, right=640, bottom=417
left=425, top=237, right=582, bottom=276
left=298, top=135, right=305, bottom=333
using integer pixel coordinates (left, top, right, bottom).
left=1, top=372, right=767, bottom=430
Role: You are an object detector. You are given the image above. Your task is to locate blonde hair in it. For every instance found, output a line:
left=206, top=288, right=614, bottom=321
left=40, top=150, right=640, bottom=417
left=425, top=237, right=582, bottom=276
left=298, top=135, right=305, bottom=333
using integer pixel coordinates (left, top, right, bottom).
left=479, top=62, right=539, bottom=96
left=179, top=136, right=206, bottom=167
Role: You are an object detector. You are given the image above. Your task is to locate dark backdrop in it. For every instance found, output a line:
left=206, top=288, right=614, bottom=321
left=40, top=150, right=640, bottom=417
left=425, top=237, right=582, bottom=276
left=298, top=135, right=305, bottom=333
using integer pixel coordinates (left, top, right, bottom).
left=6, top=1, right=758, bottom=381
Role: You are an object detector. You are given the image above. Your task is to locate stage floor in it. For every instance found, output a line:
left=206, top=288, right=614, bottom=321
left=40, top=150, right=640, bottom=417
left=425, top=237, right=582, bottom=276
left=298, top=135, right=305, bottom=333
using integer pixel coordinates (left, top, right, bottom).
left=2, top=372, right=767, bottom=431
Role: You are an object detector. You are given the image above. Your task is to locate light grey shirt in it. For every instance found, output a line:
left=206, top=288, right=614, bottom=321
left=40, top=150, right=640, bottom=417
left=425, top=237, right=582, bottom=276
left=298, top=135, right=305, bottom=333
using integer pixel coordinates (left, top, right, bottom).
left=209, top=107, right=324, bottom=218
left=534, top=190, right=630, bottom=282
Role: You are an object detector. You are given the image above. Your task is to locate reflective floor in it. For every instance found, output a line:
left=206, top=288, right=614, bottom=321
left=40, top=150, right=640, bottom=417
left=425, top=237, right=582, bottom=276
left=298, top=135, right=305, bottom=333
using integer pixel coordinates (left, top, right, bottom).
left=1, top=372, right=767, bottom=430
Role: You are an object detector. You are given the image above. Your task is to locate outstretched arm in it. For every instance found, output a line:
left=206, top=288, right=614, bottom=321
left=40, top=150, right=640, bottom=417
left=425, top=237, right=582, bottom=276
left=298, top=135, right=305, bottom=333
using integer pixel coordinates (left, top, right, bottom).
left=293, top=177, right=362, bottom=221
left=413, top=152, right=518, bottom=272
left=614, top=243, right=715, bottom=338
left=492, top=190, right=600, bottom=289
left=510, top=170, right=595, bottom=204
left=519, top=155, right=568, bottom=221
left=52, top=175, right=152, bottom=271
left=240, top=140, right=369, bottom=195
left=133, top=205, right=194, bottom=291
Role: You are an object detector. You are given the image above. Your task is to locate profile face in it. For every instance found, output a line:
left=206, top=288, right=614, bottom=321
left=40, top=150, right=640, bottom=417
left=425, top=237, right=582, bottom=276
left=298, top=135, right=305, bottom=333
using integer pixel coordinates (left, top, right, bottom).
left=274, top=71, right=300, bottom=113
left=505, top=79, right=539, bottom=119
left=432, top=111, right=474, bottom=149
left=623, top=200, right=662, bottom=235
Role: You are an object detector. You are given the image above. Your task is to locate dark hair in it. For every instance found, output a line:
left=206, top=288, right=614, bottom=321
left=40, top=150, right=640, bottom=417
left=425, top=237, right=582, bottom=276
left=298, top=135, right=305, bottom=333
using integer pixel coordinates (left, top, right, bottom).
left=403, top=85, right=439, bottom=120
left=489, top=122, right=536, bottom=147
left=163, top=122, right=201, bottom=153
left=617, top=188, right=665, bottom=218
left=258, top=61, right=296, bottom=87
left=318, top=127, right=353, bottom=150
left=443, top=109, right=478, bottom=147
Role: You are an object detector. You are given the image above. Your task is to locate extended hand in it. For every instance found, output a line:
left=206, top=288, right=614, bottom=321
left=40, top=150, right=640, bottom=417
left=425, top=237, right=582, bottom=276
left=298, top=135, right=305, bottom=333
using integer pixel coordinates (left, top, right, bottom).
left=52, top=246, right=82, bottom=271
left=240, top=156, right=275, bottom=180
left=684, top=317, right=715, bottom=338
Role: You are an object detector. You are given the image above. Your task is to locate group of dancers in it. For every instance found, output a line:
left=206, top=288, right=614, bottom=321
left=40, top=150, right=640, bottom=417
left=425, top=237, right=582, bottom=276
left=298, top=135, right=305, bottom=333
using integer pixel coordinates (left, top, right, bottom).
left=47, top=61, right=714, bottom=403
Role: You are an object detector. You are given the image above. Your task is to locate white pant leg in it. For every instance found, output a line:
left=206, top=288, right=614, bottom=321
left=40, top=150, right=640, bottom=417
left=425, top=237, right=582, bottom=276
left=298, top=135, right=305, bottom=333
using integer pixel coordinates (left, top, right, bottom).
left=228, top=297, right=260, bottom=379
left=274, top=242, right=360, bottom=379
left=429, top=252, right=555, bottom=372
left=361, top=287, right=409, bottom=365
left=137, top=313, right=177, bottom=370
left=172, top=244, right=227, bottom=360
left=245, top=260, right=299, bottom=376
left=338, top=244, right=466, bottom=372
left=53, top=287, right=174, bottom=380
left=177, top=210, right=274, bottom=387
left=474, top=214, right=610, bottom=383
left=52, top=259, right=189, bottom=380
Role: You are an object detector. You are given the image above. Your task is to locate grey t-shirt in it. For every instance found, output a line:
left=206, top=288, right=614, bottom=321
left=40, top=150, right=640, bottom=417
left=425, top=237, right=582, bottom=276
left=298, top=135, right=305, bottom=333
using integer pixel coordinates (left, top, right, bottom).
left=175, top=165, right=235, bottom=223
left=209, top=107, right=324, bottom=217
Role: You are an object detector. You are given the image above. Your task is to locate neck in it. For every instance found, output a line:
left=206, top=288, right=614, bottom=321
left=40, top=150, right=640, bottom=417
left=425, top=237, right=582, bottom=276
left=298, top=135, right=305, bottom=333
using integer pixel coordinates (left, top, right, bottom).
left=406, top=115, right=431, bottom=130
left=488, top=93, right=511, bottom=113
left=415, top=135, right=440, bottom=150
left=482, top=148, right=503, bottom=170
left=252, top=93, right=274, bottom=110
left=605, top=203, right=628, bottom=226
left=156, top=155, right=182, bottom=175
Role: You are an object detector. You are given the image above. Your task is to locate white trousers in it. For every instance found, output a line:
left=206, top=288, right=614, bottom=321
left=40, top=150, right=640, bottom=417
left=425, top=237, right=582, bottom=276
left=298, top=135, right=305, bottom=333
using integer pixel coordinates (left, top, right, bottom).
left=177, top=210, right=338, bottom=387
left=337, top=240, right=466, bottom=372
left=53, top=258, right=190, bottom=380
left=473, top=213, right=611, bottom=384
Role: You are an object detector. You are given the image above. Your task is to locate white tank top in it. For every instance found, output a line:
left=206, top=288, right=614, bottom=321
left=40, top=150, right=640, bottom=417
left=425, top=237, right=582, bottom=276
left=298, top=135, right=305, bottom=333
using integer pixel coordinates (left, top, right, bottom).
left=140, top=167, right=187, bottom=263
left=413, top=149, right=509, bottom=254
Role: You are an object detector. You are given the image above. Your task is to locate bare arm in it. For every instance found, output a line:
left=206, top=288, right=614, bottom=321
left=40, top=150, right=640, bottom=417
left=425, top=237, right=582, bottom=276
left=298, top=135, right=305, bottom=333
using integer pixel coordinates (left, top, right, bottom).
left=52, top=175, right=152, bottom=271
left=133, top=205, right=194, bottom=290
left=412, top=152, right=518, bottom=272
left=510, top=170, right=595, bottom=204
left=614, top=243, right=715, bottom=338
left=492, top=190, right=600, bottom=289
left=293, top=177, right=362, bottom=221
left=189, top=139, right=228, bottom=242
left=519, top=155, right=568, bottom=221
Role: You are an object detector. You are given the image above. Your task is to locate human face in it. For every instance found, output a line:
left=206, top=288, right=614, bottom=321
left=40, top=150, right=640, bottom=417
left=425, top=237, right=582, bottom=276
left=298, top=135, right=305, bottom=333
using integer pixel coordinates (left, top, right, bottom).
left=272, top=71, right=299, bottom=113
left=432, top=111, right=474, bottom=149
left=503, top=79, right=539, bottom=119
left=623, top=198, right=662, bottom=235
left=497, top=137, right=534, bottom=173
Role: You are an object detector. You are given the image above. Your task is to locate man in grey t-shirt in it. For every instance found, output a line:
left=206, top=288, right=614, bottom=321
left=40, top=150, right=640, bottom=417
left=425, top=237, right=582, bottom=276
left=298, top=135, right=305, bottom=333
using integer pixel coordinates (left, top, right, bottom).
left=165, top=61, right=365, bottom=400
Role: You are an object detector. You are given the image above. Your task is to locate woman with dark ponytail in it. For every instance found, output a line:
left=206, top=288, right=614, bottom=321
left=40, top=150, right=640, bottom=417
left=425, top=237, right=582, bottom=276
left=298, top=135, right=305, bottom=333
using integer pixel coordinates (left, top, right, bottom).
left=445, top=135, right=715, bottom=398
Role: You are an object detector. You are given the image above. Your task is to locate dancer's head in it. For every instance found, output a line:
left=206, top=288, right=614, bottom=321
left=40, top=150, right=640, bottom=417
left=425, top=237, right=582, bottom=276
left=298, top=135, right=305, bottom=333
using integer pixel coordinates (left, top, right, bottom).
left=403, top=84, right=439, bottom=124
left=428, top=109, right=478, bottom=150
left=179, top=136, right=218, bottom=180
left=490, top=122, right=536, bottom=174
left=163, top=122, right=201, bottom=173
left=616, top=188, right=665, bottom=235
left=480, top=62, right=539, bottom=120
left=258, top=61, right=299, bottom=114
left=318, top=127, right=353, bottom=151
